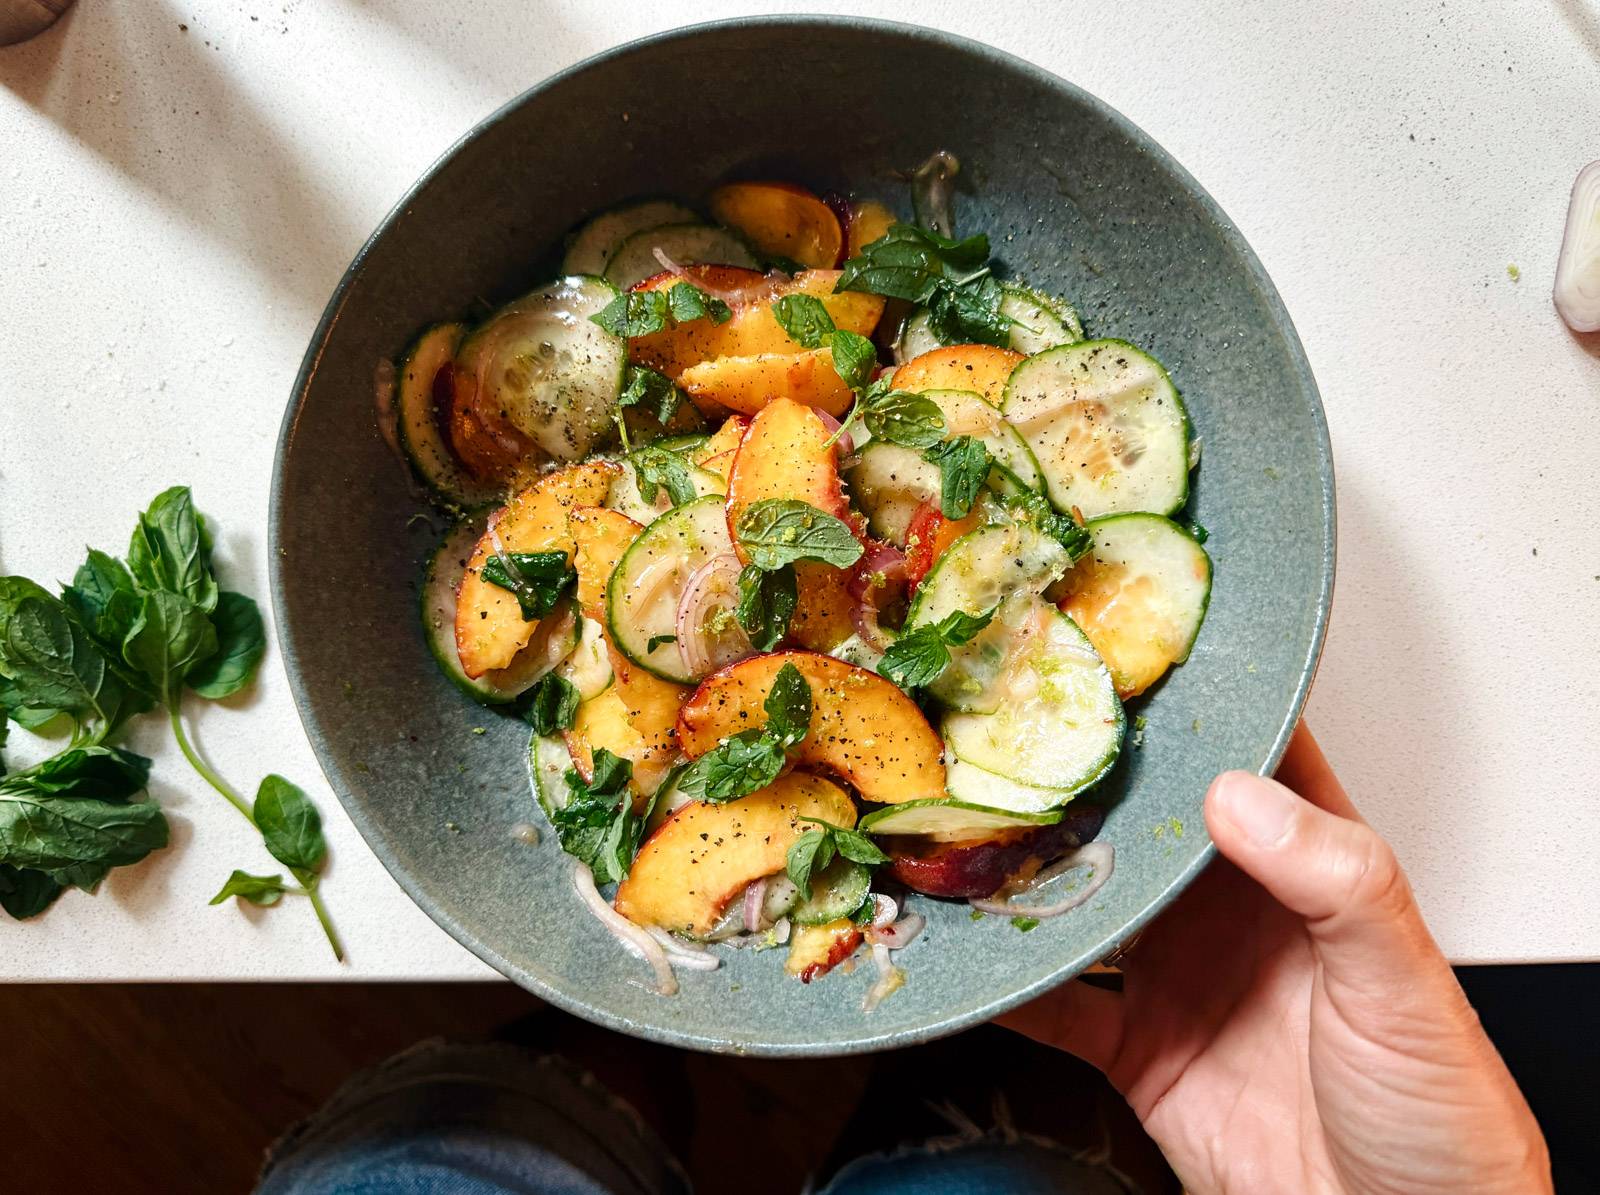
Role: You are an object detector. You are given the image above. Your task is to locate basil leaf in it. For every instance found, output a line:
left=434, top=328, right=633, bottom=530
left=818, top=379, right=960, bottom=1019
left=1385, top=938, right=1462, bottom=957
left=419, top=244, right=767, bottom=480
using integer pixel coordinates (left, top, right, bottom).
left=667, top=282, right=732, bottom=326
left=22, top=745, right=150, bottom=802
left=832, top=826, right=889, bottom=866
left=209, top=869, right=288, bottom=907
left=254, top=774, right=327, bottom=874
left=617, top=365, right=685, bottom=426
left=0, top=864, right=64, bottom=919
left=480, top=551, right=576, bottom=622
left=829, top=330, right=877, bottom=390
left=521, top=672, right=580, bottom=735
left=593, top=290, right=671, bottom=338
left=735, top=563, right=796, bottom=652
left=877, top=626, right=952, bottom=691
left=734, top=500, right=864, bottom=571
left=62, top=550, right=142, bottom=652
left=588, top=747, right=633, bottom=798
left=186, top=591, right=265, bottom=699
left=127, top=486, right=218, bottom=613
left=861, top=389, right=945, bottom=449
left=785, top=829, right=828, bottom=897
left=926, top=273, right=1012, bottom=347
left=0, top=580, right=148, bottom=731
left=677, top=730, right=786, bottom=803
left=122, top=591, right=218, bottom=707
left=923, top=436, right=992, bottom=518
left=762, top=663, right=812, bottom=748
left=834, top=223, right=991, bottom=302
left=0, top=781, right=168, bottom=873
left=630, top=447, right=699, bottom=508
left=553, top=750, right=641, bottom=884
left=47, top=861, right=111, bottom=891
left=771, top=294, right=836, bottom=349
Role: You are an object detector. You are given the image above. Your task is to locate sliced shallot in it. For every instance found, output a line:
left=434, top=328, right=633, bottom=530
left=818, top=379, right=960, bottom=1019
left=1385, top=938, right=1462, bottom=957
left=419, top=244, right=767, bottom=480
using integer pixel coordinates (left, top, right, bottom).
left=862, top=942, right=906, bottom=1012
left=814, top=408, right=856, bottom=457
left=968, top=842, right=1115, bottom=920
left=675, top=552, right=750, bottom=677
left=572, top=862, right=678, bottom=995
left=645, top=926, right=721, bottom=971
left=866, top=912, right=926, bottom=951
left=743, top=876, right=770, bottom=933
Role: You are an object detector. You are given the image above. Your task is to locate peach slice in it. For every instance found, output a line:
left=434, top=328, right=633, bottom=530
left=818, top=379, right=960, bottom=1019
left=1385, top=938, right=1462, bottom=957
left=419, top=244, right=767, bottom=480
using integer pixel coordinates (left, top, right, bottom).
left=448, top=362, right=527, bottom=482
left=630, top=270, right=884, bottom=379
left=455, top=461, right=619, bottom=677
left=563, top=687, right=652, bottom=803
left=892, top=344, right=1025, bottom=408
left=886, top=807, right=1106, bottom=898
left=677, top=651, right=945, bottom=805
left=690, top=415, right=748, bottom=469
left=678, top=349, right=855, bottom=419
left=846, top=200, right=898, bottom=258
left=614, top=773, right=857, bottom=937
left=785, top=919, right=864, bottom=981
left=903, top=501, right=982, bottom=590
left=709, top=181, right=844, bottom=270
left=570, top=507, right=642, bottom=620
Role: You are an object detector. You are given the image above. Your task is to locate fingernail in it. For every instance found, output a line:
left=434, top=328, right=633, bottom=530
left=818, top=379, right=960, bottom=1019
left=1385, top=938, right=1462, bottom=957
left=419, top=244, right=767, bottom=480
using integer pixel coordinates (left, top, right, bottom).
left=1216, top=773, right=1298, bottom=849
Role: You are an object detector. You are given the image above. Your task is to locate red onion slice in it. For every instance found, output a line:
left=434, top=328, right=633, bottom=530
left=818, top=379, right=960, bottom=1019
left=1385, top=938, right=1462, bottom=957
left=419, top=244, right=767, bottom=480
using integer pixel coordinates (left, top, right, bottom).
left=861, top=942, right=906, bottom=1012
left=572, top=862, right=678, bottom=996
left=813, top=408, right=856, bottom=457
left=968, top=842, right=1115, bottom=919
left=644, top=926, right=721, bottom=972
left=847, top=544, right=907, bottom=651
left=866, top=912, right=926, bottom=950
left=743, top=876, right=770, bottom=933
left=675, top=553, right=751, bottom=678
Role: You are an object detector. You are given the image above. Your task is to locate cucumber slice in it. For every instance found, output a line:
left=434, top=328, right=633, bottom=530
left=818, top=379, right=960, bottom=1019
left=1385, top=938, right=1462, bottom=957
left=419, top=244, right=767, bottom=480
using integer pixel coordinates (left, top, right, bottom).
left=921, top=389, right=1043, bottom=494
left=529, top=732, right=574, bottom=818
left=1002, top=340, right=1190, bottom=519
left=893, top=284, right=1083, bottom=363
left=829, top=631, right=885, bottom=674
left=844, top=441, right=938, bottom=543
left=605, top=495, right=735, bottom=683
left=791, top=858, right=871, bottom=925
left=655, top=433, right=710, bottom=456
left=563, top=200, right=699, bottom=277
left=557, top=615, right=614, bottom=700
left=603, top=223, right=760, bottom=289
left=1060, top=513, right=1212, bottom=697
left=423, top=518, right=581, bottom=704
left=455, top=276, right=626, bottom=465
left=943, top=604, right=1123, bottom=795
left=604, top=454, right=726, bottom=524
left=859, top=798, right=1064, bottom=841
left=943, top=756, right=1083, bottom=816
left=396, top=324, right=503, bottom=509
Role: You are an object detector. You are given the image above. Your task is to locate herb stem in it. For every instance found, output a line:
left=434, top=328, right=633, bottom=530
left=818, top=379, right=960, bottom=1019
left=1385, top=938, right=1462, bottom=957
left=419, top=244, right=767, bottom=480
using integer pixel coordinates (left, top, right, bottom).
left=168, top=704, right=255, bottom=824
left=303, top=879, right=345, bottom=962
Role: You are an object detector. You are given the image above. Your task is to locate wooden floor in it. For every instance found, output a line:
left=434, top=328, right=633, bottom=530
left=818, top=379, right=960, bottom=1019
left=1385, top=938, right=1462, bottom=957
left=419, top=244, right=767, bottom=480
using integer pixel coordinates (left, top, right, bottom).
left=1, top=983, right=1174, bottom=1193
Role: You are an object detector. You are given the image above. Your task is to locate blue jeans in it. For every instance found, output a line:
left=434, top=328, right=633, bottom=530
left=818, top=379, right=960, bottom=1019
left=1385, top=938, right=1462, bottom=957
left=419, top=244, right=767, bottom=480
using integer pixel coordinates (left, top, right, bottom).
left=257, top=1042, right=1134, bottom=1195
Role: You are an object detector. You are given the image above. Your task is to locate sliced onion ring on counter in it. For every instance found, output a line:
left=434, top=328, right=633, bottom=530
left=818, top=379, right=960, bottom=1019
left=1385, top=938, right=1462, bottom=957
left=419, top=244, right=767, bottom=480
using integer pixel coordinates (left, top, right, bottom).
left=861, top=942, right=906, bottom=1012
left=675, top=552, right=751, bottom=677
left=572, top=863, right=677, bottom=996
left=1555, top=160, right=1600, bottom=333
left=969, top=842, right=1115, bottom=920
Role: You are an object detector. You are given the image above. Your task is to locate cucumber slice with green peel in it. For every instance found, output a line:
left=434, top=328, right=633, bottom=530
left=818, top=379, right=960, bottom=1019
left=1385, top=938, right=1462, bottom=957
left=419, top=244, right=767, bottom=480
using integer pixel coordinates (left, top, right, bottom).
left=1060, top=513, right=1212, bottom=697
left=654, top=433, right=711, bottom=456
left=1002, top=339, right=1190, bottom=519
left=529, top=732, right=574, bottom=819
left=791, top=858, right=872, bottom=925
left=603, top=223, right=760, bottom=289
left=605, top=495, right=736, bottom=683
left=396, top=324, right=505, bottom=509
left=844, top=441, right=939, bottom=543
left=943, top=604, right=1123, bottom=795
left=943, top=756, right=1086, bottom=816
left=859, top=798, right=1064, bottom=841
left=893, top=284, right=1083, bottom=363
left=604, top=455, right=726, bottom=524
left=557, top=615, right=613, bottom=700
left=828, top=631, right=885, bottom=674
left=423, top=517, right=581, bottom=704
left=455, top=276, right=626, bottom=465
left=563, top=200, right=699, bottom=277
left=920, top=389, right=1043, bottom=494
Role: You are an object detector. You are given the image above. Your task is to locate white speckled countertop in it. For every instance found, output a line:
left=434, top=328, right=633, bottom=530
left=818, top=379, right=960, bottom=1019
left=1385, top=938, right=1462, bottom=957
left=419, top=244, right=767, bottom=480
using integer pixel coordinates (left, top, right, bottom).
left=2, top=1, right=1597, bottom=978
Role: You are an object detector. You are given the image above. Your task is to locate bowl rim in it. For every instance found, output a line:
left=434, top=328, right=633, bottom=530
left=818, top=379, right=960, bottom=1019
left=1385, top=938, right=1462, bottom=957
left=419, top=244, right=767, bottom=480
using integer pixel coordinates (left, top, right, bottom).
left=269, top=13, right=1336, bottom=1056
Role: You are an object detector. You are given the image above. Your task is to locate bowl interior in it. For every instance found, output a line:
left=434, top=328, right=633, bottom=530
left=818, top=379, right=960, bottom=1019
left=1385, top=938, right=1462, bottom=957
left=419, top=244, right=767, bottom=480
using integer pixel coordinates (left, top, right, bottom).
left=271, top=18, right=1332, bottom=1055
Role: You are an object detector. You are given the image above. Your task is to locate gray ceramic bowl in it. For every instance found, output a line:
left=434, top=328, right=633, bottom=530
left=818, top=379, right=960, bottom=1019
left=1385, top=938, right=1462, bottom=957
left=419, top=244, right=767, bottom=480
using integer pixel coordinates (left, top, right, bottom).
left=271, top=17, right=1333, bottom=1056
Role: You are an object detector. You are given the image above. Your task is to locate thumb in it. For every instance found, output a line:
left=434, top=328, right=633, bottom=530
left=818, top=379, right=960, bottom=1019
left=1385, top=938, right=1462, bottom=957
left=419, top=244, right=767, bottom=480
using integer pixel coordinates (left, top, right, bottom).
left=1204, top=770, right=1443, bottom=996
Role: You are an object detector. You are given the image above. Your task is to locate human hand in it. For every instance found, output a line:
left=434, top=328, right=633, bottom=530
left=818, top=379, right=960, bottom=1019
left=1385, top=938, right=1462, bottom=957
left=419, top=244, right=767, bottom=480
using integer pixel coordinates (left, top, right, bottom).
left=1002, top=725, right=1551, bottom=1194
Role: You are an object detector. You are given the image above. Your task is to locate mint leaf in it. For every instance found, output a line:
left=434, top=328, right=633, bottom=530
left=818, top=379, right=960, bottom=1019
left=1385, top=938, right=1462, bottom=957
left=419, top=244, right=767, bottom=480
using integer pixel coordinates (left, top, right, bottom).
left=617, top=365, right=685, bottom=425
left=829, top=330, right=877, bottom=390
left=1002, top=491, right=1094, bottom=561
left=785, top=828, right=831, bottom=897
left=127, top=486, right=218, bottom=613
left=254, top=775, right=327, bottom=875
left=553, top=749, right=642, bottom=884
left=209, top=869, right=288, bottom=907
left=831, top=825, right=889, bottom=866
left=593, top=290, right=671, bottom=338
left=926, top=273, right=1012, bottom=347
left=878, top=604, right=997, bottom=691
left=186, top=591, right=265, bottom=699
left=678, top=729, right=786, bottom=803
left=934, top=605, right=998, bottom=646
left=923, top=435, right=992, bottom=519
left=771, top=294, right=836, bottom=349
left=522, top=672, right=580, bottom=735
left=0, top=579, right=144, bottom=730
left=861, top=387, right=945, bottom=449
left=762, top=662, right=812, bottom=747
left=645, top=633, right=678, bottom=654
left=834, top=223, right=991, bottom=303
left=734, top=500, right=863, bottom=571
left=0, top=771, right=168, bottom=874
left=480, top=551, right=576, bottom=622
left=735, top=563, right=796, bottom=652
left=666, top=282, right=732, bottom=326
left=23, top=745, right=150, bottom=801
left=630, top=446, right=699, bottom=508
left=62, top=549, right=142, bottom=652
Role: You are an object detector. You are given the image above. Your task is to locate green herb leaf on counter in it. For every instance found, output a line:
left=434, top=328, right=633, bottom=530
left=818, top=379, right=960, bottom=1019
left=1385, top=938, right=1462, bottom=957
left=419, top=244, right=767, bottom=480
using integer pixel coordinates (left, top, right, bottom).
left=923, top=435, right=992, bottom=518
left=734, top=500, right=864, bottom=571
left=522, top=673, right=580, bottom=735
left=122, top=590, right=218, bottom=706
left=617, top=364, right=685, bottom=426
left=0, top=577, right=146, bottom=736
left=127, top=486, right=218, bottom=613
left=480, top=551, right=577, bottom=621
left=0, top=864, right=65, bottom=919
left=209, top=869, right=289, bottom=907
left=735, top=563, right=796, bottom=652
left=877, top=605, right=998, bottom=691
left=62, top=549, right=142, bottom=652
left=185, top=591, right=266, bottom=699
left=254, top=775, right=327, bottom=875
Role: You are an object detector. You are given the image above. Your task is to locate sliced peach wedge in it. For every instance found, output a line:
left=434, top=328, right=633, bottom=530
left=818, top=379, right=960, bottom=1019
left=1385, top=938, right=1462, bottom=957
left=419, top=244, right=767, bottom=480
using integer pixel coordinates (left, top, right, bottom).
left=845, top=200, right=898, bottom=259
left=629, top=269, right=884, bottom=379
left=892, top=344, right=1024, bottom=408
left=725, top=398, right=858, bottom=652
left=677, top=651, right=946, bottom=805
left=454, top=461, right=619, bottom=677
left=708, top=181, right=844, bottom=270
left=614, top=773, right=856, bottom=938
left=678, top=349, right=854, bottom=419
left=786, top=919, right=864, bottom=982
